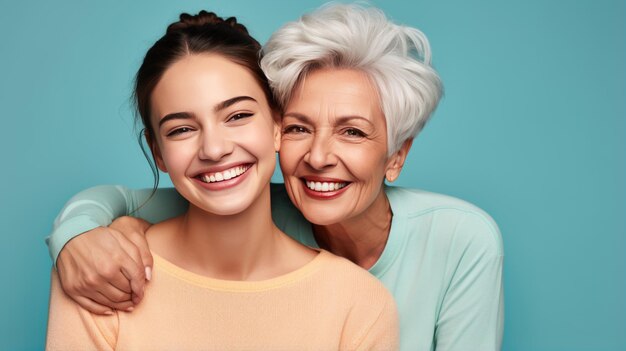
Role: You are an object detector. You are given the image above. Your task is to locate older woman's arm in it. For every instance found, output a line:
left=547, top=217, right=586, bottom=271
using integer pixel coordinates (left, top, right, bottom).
left=45, top=185, right=187, bottom=313
left=435, top=212, right=504, bottom=350
left=46, top=185, right=187, bottom=262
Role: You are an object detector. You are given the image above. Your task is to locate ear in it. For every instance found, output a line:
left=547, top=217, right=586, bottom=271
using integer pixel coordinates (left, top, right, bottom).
left=384, top=139, right=413, bottom=183
left=145, top=130, right=168, bottom=173
left=272, top=111, right=281, bottom=153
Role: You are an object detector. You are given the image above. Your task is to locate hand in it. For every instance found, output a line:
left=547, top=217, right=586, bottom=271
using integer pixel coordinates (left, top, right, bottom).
left=56, top=217, right=152, bottom=315
left=108, top=216, right=154, bottom=285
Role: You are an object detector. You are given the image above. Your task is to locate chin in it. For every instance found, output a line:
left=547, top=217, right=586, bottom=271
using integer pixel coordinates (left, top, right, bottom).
left=194, top=198, right=255, bottom=217
left=300, top=205, right=349, bottom=226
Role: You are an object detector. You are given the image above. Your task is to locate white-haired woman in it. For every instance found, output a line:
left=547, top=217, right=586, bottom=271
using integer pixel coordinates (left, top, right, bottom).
left=47, top=4, right=503, bottom=350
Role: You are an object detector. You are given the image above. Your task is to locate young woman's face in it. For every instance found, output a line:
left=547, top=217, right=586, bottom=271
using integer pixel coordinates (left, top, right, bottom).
left=150, top=54, right=280, bottom=216
left=279, top=68, right=398, bottom=225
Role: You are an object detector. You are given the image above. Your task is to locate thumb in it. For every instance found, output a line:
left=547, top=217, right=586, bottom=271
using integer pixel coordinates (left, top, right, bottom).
left=130, top=224, right=154, bottom=281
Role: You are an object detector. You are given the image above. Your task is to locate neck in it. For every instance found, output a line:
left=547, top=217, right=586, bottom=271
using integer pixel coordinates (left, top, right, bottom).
left=154, top=185, right=286, bottom=280
left=313, top=188, right=392, bottom=270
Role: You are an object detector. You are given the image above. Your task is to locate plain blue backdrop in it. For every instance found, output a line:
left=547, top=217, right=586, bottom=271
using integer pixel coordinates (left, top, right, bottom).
left=1, top=0, right=624, bottom=350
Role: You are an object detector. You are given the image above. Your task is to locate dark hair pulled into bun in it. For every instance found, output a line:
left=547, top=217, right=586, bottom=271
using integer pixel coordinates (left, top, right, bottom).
left=135, top=9, right=273, bottom=135
left=134, top=9, right=277, bottom=194
left=167, top=10, right=250, bottom=36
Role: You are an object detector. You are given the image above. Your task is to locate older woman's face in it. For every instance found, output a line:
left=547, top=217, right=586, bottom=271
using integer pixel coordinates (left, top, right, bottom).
left=279, top=68, right=396, bottom=225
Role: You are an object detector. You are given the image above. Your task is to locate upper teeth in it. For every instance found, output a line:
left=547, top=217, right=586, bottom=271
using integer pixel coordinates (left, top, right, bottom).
left=200, top=165, right=250, bottom=183
left=305, top=181, right=347, bottom=192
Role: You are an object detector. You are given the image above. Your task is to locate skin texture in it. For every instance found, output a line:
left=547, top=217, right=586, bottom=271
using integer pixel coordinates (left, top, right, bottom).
left=146, top=53, right=315, bottom=280
left=280, top=68, right=411, bottom=268
left=56, top=67, right=412, bottom=312
left=150, top=54, right=280, bottom=217
left=57, top=217, right=151, bottom=314
left=281, top=68, right=397, bottom=226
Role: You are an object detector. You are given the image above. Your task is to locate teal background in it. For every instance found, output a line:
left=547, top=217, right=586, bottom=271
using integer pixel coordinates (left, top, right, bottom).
left=1, top=0, right=623, bottom=350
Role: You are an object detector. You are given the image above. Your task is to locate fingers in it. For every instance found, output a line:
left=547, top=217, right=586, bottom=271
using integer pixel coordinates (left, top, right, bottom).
left=72, top=295, right=114, bottom=315
left=90, top=290, right=135, bottom=311
left=56, top=227, right=147, bottom=313
left=107, top=270, right=133, bottom=295
left=60, top=261, right=135, bottom=311
left=110, top=217, right=154, bottom=273
left=124, top=229, right=154, bottom=277
left=96, top=281, right=133, bottom=303
left=71, top=293, right=135, bottom=315
left=136, top=240, right=154, bottom=278
left=108, top=229, right=147, bottom=305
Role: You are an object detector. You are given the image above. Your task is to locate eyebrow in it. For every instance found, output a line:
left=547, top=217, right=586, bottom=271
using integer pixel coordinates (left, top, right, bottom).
left=283, top=112, right=374, bottom=127
left=158, top=96, right=257, bottom=127
left=159, top=112, right=193, bottom=128
left=214, top=96, right=257, bottom=112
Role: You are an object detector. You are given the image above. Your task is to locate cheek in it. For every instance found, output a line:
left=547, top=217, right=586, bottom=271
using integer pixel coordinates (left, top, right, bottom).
left=341, top=144, right=388, bottom=182
left=278, top=139, right=307, bottom=174
left=239, top=124, right=277, bottom=162
left=161, top=143, right=195, bottom=174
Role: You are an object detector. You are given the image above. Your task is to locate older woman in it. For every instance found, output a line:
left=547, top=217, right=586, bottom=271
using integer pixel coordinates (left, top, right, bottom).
left=47, top=4, right=503, bottom=350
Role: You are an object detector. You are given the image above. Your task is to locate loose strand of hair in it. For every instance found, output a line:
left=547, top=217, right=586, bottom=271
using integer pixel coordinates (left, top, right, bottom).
left=128, top=129, right=160, bottom=216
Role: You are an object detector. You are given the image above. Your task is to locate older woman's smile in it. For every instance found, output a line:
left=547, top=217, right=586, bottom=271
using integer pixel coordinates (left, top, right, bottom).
left=304, top=179, right=349, bottom=192
left=301, top=177, right=351, bottom=199
left=280, top=68, right=392, bottom=225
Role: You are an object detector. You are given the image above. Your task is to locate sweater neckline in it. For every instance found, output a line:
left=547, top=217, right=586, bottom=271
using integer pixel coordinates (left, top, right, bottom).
left=299, top=186, right=406, bottom=279
left=367, top=186, right=405, bottom=278
left=152, top=249, right=327, bottom=292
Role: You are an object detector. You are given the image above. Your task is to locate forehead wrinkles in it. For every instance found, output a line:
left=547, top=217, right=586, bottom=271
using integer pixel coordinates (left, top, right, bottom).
left=288, top=69, right=383, bottom=128
left=300, top=88, right=366, bottom=124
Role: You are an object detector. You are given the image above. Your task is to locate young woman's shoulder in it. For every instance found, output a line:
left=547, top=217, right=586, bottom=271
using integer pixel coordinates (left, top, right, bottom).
left=47, top=270, right=118, bottom=350
left=312, top=250, right=398, bottom=349
left=315, top=250, right=395, bottom=301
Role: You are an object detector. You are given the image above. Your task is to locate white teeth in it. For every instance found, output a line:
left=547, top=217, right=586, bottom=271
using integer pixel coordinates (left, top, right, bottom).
left=305, top=180, right=347, bottom=192
left=199, top=165, right=250, bottom=183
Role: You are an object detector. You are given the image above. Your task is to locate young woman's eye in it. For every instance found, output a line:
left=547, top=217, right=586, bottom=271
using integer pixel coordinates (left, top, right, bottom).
left=228, top=113, right=253, bottom=122
left=343, top=128, right=366, bottom=137
left=167, top=127, right=193, bottom=137
left=283, top=125, right=310, bottom=134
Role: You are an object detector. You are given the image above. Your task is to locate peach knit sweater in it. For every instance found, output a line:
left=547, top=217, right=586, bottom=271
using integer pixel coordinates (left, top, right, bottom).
left=46, top=250, right=398, bottom=350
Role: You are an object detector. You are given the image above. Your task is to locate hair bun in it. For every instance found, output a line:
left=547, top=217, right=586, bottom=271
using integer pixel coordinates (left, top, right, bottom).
left=167, top=10, right=249, bottom=35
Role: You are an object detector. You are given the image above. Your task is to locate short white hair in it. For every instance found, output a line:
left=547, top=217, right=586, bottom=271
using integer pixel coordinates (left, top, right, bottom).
left=261, top=3, right=443, bottom=155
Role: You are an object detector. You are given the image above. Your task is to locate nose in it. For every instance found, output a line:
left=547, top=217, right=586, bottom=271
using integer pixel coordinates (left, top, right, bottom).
left=198, top=126, right=234, bottom=161
left=303, top=132, right=337, bottom=170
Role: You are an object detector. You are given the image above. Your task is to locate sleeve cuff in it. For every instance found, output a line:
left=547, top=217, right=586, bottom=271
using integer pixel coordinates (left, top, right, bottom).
left=45, top=215, right=104, bottom=267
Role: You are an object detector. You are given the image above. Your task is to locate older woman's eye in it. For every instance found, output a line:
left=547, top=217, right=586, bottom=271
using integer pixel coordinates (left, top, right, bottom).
left=343, top=128, right=367, bottom=137
left=283, top=125, right=310, bottom=134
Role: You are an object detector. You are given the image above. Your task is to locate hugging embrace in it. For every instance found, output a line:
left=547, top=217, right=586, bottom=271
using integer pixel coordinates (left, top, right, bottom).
left=46, top=3, right=503, bottom=351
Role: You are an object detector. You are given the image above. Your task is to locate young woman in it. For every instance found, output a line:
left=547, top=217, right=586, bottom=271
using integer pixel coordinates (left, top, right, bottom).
left=45, top=10, right=398, bottom=350
left=48, top=4, right=503, bottom=350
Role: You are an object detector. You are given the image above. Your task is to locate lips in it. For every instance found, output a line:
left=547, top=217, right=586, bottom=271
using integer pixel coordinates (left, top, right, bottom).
left=300, top=177, right=350, bottom=199
left=196, top=164, right=251, bottom=183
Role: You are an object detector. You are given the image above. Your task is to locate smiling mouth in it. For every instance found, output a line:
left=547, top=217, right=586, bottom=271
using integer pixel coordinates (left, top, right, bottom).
left=197, top=164, right=252, bottom=183
left=304, top=179, right=349, bottom=192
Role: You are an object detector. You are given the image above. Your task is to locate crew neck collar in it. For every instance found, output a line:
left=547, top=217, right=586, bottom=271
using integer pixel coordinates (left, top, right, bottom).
left=152, top=249, right=327, bottom=292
